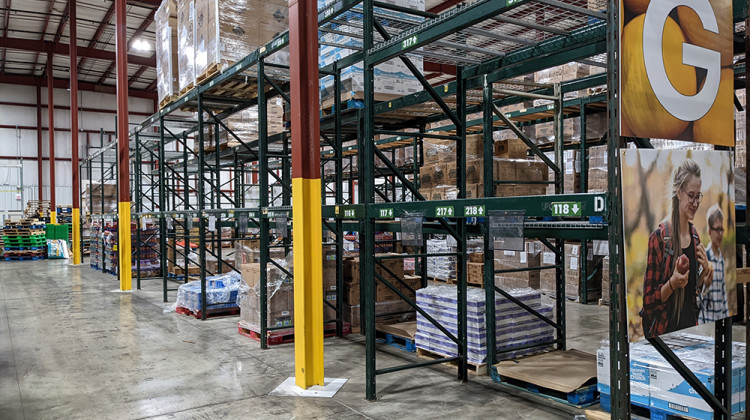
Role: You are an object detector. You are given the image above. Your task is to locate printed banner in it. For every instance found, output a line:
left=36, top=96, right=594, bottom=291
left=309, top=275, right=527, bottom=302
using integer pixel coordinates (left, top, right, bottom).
left=621, top=149, right=736, bottom=342
left=620, top=0, right=733, bottom=146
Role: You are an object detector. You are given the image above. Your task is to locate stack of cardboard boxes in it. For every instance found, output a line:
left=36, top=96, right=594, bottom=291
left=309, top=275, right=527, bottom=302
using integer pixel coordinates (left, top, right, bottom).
left=317, top=0, right=425, bottom=104
left=587, top=145, right=608, bottom=193
left=342, top=254, right=419, bottom=332
left=494, top=241, right=543, bottom=290
left=201, top=99, right=285, bottom=151
left=419, top=135, right=548, bottom=200
left=539, top=242, right=604, bottom=302
left=176, top=0, right=288, bottom=92
left=239, top=262, right=294, bottom=330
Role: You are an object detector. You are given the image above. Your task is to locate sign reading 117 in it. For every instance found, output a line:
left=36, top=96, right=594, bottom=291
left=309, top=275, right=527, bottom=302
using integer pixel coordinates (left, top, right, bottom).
left=379, top=208, right=394, bottom=218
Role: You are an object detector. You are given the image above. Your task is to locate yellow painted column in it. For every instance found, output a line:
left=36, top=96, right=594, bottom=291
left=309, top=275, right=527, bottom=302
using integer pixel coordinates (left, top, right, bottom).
left=292, top=178, right=324, bottom=388
left=118, top=202, right=132, bottom=291
left=72, top=208, right=81, bottom=265
left=49, top=210, right=57, bottom=225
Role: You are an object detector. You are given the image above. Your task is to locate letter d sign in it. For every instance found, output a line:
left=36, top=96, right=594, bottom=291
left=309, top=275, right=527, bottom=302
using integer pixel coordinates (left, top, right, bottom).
left=643, top=0, right=721, bottom=121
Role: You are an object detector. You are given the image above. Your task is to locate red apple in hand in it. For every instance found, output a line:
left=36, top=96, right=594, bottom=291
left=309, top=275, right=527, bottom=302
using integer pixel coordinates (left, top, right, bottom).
left=676, top=254, right=689, bottom=275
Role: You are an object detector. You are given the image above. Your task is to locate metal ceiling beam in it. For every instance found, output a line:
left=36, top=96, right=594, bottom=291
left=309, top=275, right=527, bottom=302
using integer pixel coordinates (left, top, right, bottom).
left=52, top=1, right=70, bottom=46
left=77, top=0, right=116, bottom=72
left=427, top=0, right=464, bottom=14
left=0, top=73, right=157, bottom=99
left=96, top=8, right=155, bottom=84
left=128, top=65, right=147, bottom=86
left=32, top=0, right=57, bottom=75
left=0, top=0, right=11, bottom=74
left=0, top=37, right=156, bottom=67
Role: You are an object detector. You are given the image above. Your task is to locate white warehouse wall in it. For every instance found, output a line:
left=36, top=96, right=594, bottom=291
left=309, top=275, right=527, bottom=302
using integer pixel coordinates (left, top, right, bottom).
left=0, top=83, right=155, bottom=212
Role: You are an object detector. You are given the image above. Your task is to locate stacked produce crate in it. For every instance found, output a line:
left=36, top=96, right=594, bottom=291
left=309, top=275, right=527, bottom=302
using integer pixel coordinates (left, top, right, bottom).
left=133, top=222, right=161, bottom=278
left=104, top=227, right=118, bottom=275
left=90, top=221, right=117, bottom=275
left=90, top=223, right=103, bottom=270
left=3, top=219, right=47, bottom=261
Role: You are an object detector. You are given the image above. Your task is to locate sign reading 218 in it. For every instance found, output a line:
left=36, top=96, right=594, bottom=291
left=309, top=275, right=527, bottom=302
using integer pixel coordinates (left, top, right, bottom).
left=620, top=0, right=733, bottom=146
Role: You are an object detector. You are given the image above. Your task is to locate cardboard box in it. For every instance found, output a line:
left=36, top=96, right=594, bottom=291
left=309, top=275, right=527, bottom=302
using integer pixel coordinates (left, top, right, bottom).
left=465, top=133, right=486, bottom=157
left=494, top=159, right=517, bottom=181
left=467, top=262, right=484, bottom=286
left=323, top=291, right=338, bottom=321
left=494, top=138, right=528, bottom=159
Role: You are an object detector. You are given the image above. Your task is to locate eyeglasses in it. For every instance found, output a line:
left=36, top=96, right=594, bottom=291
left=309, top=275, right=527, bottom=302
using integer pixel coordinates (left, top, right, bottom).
left=710, top=226, right=724, bottom=233
left=681, top=189, right=703, bottom=205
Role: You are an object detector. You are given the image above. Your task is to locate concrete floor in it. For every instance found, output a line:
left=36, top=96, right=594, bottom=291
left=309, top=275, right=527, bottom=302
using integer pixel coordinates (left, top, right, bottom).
left=0, top=260, right=744, bottom=419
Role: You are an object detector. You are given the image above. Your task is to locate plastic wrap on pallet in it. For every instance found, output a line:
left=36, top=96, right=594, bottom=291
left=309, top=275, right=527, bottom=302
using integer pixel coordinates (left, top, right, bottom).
left=426, top=239, right=456, bottom=281
left=177, top=0, right=196, bottom=91
left=317, top=0, right=424, bottom=103
left=156, top=0, right=179, bottom=104
left=195, top=0, right=289, bottom=78
left=415, top=285, right=555, bottom=364
left=169, top=271, right=243, bottom=314
left=597, top=334, right=746, bottom=418
left=736, top=166, right=746, bottom=206
left=46, top=239, right=69, bottom=259
left=587, top=145, right=608, bottom=193
left=238, top=252, right=294, bottom=330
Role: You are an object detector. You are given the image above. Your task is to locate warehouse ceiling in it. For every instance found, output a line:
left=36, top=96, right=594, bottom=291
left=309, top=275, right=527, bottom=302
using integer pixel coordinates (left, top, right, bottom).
left=0, top=0, right=491, bottom=99
left=0, top=0, right=159, bottom=97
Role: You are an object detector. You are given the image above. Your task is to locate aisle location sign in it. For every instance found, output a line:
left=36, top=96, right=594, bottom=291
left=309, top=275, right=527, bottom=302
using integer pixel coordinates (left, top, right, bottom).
left=619, top=0, right=732, bottom=145
left=550, top=202, right=582, bottom=216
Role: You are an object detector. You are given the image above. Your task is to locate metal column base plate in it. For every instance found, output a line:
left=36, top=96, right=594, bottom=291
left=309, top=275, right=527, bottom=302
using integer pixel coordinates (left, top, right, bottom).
left=269, top=377, right=347, bottom=398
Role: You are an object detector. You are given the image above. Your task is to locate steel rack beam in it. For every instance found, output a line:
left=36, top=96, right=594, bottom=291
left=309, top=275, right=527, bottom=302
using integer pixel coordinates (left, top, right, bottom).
left=365, top=194, right=606, bottom=219
left=365, top=0, right=528, bottom=66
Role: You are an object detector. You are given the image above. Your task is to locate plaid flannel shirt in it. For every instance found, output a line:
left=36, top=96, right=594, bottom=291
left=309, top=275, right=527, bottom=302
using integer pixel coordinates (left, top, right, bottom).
left=700, top=247, right=728, bottom=323
left=641, top=222, right=700, bottom=338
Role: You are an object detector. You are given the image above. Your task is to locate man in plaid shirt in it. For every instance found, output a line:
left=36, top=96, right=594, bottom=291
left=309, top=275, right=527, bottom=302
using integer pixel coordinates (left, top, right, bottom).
left=701, top=205, right=729, bottom=322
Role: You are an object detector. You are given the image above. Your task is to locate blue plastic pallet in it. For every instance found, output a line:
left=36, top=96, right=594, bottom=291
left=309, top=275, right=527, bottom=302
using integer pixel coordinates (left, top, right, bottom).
left=384, top=333, right=416, bottom=352
left=490, top=365, right=598, bottom=408
left=4, top=256, right=44, bottom=261
left=600, top=393, right=671, bottom=420
left=4, top=246, right=46, bottom=251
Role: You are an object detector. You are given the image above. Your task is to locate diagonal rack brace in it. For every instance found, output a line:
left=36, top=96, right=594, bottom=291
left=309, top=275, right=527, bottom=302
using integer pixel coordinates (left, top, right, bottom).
left=490, top=102, right=559, bottom=175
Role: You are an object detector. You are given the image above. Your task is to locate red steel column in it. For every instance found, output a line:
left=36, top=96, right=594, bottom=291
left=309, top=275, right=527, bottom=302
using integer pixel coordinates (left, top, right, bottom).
left=36, top=85, right=43, bottom=201
left=115, top=0, right=132, bottom=290
left=289, top=0, right=323, bottom=388
left=70, top=0, right=81, bottom=264
left=47, top=53, right=56, bottom=224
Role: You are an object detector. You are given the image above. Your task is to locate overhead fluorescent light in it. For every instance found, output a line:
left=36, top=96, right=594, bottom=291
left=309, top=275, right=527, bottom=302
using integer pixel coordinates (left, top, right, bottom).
left=133, top=39, right=151, bottom=52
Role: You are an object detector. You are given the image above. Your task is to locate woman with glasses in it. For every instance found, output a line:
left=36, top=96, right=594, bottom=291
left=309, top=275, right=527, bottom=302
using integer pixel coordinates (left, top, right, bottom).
left=641, top=159, right=713, bottom=338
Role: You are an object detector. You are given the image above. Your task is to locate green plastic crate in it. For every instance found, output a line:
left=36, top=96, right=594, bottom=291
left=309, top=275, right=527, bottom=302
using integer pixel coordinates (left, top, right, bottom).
left=45, top=224, right=70, bottom=240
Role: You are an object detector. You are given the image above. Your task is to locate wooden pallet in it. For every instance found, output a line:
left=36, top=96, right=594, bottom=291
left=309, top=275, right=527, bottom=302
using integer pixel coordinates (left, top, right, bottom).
left=178, top=83, right=194, bottom=98
left=415, top=347, right=487, bottom=376
left=175, top=305, right=240, bottom=319
left=238, top=321, right=351, bottom=345
left=196, top=64, right=220, bottom=84
left=3, top=229, right=46, bottom=236
left=159, top=94, right=178, bottom=109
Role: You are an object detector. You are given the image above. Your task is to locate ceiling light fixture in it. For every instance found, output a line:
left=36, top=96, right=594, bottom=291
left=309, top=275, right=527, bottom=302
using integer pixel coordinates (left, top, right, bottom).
left=133, top=39, right=151, bottom=52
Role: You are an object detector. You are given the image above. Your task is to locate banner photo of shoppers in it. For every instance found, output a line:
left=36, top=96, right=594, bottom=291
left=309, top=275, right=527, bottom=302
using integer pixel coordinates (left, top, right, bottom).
left=621, top=149, right=736, bottom=342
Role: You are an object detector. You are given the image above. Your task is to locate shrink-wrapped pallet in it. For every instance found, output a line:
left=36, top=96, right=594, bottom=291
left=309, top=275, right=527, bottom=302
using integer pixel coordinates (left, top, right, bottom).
left=155, top=0, right=179, bottom=105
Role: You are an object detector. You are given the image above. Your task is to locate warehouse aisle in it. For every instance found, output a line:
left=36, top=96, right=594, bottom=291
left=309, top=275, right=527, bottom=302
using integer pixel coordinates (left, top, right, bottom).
left=2, top=260, right=615, bottom=419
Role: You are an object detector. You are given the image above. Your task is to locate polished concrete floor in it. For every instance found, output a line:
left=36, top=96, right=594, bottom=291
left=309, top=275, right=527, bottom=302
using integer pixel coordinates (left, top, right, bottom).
left=0, top=260, right=744, bottom=419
